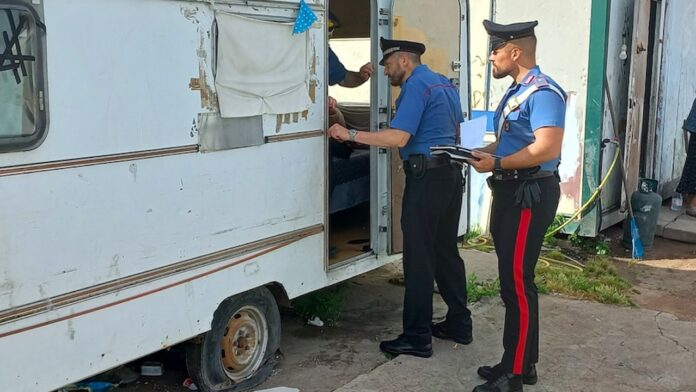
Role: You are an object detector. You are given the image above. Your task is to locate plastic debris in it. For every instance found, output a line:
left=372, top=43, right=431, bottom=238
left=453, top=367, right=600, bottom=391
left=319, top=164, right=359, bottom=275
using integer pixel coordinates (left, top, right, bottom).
left=140, top=361, right=163, bottom=376
left=182, top=377, right=198, bottom=390
left=307, top=315, right=324, bottom=327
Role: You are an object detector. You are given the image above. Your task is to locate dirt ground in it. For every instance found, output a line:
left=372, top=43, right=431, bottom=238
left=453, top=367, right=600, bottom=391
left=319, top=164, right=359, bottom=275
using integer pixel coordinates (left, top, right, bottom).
left=604, top=225, right=696, bottom=321
left=115, top=264, right=406, bottom=392
left=90, top=228, right=696, bottom=392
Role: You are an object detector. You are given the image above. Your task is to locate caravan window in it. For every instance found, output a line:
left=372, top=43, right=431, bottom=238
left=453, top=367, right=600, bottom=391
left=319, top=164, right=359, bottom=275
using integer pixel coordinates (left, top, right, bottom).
left=0, top=4, right=46, bottom=153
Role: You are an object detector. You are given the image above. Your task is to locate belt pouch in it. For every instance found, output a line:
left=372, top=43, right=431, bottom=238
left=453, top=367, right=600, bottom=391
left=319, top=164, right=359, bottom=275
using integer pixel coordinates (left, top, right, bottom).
left=407, top=154, right=426, bottom=179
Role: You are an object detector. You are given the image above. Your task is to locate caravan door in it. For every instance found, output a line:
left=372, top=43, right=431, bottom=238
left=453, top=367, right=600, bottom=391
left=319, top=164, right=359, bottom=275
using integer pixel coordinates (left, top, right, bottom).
left=378, top=0, right=470, bottom=253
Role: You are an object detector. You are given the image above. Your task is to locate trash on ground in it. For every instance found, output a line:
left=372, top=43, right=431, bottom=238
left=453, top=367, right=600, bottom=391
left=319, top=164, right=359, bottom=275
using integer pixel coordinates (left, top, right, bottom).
left=140, top=361, right=164, bottom=376
left=182, top=377, right=198, bottom=390
left=307, top=315, right=324, bottom=327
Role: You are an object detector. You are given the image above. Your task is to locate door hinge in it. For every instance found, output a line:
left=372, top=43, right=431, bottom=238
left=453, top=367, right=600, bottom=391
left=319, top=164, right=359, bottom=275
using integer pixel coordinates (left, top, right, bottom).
left=379, top=106, right=388, bottom=114
left=451, top=61, right=462, bottom=72
left=379, top=226, right=388, bottom=233
left=379, top=121, right=388, bottom=129
left=378, top=148, right=388, bottom=154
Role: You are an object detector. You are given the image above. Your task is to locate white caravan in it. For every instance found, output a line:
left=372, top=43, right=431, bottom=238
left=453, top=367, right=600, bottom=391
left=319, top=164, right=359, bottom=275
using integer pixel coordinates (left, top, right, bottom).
left=0, top=0, right=470, bottom=391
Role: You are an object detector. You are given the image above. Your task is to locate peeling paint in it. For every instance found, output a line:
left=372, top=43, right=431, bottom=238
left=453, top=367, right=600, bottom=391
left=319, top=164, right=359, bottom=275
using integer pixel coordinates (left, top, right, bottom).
left=189, top=27, right=218, bottom=111
left=276, top=114, right=283, bottom=133
left=180, top=6, right=201, bottom=24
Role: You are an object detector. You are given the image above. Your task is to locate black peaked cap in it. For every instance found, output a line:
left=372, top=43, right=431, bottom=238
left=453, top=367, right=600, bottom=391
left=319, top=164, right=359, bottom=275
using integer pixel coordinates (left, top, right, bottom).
left=483, top=20, right=538, bottom=51
left=379, top=37, right=426, bottom=66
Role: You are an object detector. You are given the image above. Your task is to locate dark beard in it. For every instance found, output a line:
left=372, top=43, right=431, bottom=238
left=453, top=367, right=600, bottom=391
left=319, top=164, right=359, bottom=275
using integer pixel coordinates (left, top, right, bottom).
left=492, top=69, right=508, bottom=79
left=389, top=71, right=404, bottom=86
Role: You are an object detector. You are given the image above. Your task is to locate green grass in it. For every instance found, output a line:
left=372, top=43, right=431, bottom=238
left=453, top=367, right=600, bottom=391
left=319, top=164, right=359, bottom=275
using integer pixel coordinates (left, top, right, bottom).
left=568, top=233, right=611, bottom=255
left=466, top=273, right=500, bottom=303
left=462, top=225, right=483, bottom=243
left=292, top=282, right=349, bottom=325
left=535, top=256, right=633, bottom=306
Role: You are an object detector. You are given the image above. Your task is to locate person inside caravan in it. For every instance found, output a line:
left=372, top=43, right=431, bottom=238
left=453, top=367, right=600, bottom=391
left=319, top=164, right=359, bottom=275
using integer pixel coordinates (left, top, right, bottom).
left=328, top=37, right=473, bottom=359
left=328, top=12, right=373, bottom=88
left=467, top=20, right=566, bottom=392
left=677, top=96, right=696, bottom=217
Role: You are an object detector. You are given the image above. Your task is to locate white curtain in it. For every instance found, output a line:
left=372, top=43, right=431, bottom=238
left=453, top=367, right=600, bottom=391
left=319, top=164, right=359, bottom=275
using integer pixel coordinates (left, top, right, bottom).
left=215, top=12, right=312, bottom=118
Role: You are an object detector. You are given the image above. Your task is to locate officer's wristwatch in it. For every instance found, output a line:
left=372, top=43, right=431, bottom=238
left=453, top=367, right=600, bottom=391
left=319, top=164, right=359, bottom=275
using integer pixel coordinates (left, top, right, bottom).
left=494, top=157, right=502, bottom=171
left=348, top=128, right=358, bottom=142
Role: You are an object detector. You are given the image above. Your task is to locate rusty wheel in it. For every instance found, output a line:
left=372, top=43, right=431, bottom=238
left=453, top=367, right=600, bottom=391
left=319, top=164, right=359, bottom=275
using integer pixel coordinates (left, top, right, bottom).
left=219, top=305, right=268, bottom=382
left=186, top=287, right=281, bottom=392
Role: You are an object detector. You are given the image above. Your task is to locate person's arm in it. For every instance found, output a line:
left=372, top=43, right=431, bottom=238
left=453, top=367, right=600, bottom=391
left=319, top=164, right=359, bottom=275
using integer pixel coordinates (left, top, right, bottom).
left=468, top=89, right=565, bottom=172
left=328, top=123, right=411, bottom=148
left=467, top=127, right=562, bottom=172
left=476, top=140, right=499, bottom=155
left=339, top=63, right=374, bottom=88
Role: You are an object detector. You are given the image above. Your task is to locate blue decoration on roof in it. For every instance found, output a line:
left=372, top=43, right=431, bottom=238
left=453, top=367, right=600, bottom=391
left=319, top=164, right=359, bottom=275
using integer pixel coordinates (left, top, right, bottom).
left=293, top=0, right=317, bottom=35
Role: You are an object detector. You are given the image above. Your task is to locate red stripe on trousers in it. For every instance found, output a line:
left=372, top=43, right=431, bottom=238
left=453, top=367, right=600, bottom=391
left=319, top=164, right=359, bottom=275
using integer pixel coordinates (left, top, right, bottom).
left=512, top=208, right=532, bottom=375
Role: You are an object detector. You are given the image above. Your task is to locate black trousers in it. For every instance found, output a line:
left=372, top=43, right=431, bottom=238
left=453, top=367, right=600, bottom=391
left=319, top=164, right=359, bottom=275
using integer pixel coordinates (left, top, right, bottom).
left=489, top=175, right=559, bottom=375
left=401, top=164, right=472, bottom=345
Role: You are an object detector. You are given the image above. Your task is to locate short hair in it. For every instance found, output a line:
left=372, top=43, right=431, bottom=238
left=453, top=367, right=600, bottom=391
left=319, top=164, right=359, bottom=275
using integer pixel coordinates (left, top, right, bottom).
left=510, top=36, right=536, bottom=57
left=401, top=52, right=422, bottom=65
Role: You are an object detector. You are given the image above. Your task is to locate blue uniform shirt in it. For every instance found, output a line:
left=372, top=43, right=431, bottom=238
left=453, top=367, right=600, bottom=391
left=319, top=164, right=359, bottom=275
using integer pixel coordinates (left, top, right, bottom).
left=493, top=66, right=566, bottom=171
left=328, top=47, right=347, bottom=86
left=391, top=65, right=464, bottom=160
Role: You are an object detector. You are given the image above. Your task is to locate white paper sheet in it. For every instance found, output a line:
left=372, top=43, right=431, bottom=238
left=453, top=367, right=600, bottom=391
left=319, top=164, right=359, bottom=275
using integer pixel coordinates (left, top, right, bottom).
left=459, top=115, right=488, bottom=149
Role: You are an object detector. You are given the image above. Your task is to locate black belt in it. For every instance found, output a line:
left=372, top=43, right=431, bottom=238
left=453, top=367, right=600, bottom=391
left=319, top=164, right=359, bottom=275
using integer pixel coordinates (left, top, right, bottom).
left=403, top=155, right=460, bottom=172
left=492, top=167, right=556, bottom=181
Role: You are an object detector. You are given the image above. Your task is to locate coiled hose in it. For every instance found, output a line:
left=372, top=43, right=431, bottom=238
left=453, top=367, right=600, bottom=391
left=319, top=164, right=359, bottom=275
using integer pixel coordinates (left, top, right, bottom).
left=461, top=145, right=621, bottom=271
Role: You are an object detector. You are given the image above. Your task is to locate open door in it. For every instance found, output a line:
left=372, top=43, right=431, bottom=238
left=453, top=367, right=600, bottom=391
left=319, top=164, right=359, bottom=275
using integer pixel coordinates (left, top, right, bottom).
left=384, top=0, right=470, bottom=253
left=623, top=0, right=652, bottom=196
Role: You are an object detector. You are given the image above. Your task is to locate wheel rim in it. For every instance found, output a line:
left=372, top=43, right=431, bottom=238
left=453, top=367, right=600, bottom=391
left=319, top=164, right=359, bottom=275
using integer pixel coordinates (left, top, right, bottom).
left=220, top=305, right=269, bottom=382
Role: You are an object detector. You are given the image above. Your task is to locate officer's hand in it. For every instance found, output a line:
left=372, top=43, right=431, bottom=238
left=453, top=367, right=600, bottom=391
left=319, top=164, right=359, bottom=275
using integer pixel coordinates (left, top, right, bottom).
left=328, top=123, right=350, bottom=142
left=328, top=96, right=337, bottom=110
left=359, top=63, right=374, bottom=81
left=467, top=150, right=495, bottom=173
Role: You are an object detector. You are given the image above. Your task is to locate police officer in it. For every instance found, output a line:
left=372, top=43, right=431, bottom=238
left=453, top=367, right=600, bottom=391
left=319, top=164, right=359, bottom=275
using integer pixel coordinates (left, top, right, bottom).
left=467, top=21, right=566, bottom=392
left=328, top=37, right=473, bottom=357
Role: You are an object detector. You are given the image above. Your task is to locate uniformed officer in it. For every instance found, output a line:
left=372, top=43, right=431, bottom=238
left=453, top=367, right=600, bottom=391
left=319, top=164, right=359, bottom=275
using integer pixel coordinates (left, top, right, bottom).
left=467, top=20, right=566, bottom=392
left=328, top=37, right=473, bottom=357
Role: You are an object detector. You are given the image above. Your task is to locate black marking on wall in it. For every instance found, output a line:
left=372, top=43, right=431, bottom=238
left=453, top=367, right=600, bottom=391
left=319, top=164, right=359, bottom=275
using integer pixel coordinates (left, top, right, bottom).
left=0, top=10, right=35, bottom=84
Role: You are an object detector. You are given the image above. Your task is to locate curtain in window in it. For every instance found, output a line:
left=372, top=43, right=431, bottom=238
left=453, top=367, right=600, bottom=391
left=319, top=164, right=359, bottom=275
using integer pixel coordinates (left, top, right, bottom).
left=215, top=12, right=312, bottom=118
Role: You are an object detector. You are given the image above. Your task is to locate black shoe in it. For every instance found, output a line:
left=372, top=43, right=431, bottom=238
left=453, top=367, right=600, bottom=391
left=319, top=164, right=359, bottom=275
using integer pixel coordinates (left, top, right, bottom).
left=379, top=335, right=432, bottom=358
left=477, top=364, right=537, bottom=385
left=431, top=321, right=473, bottom=345
left=472, top=373, right=523, bottom=392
